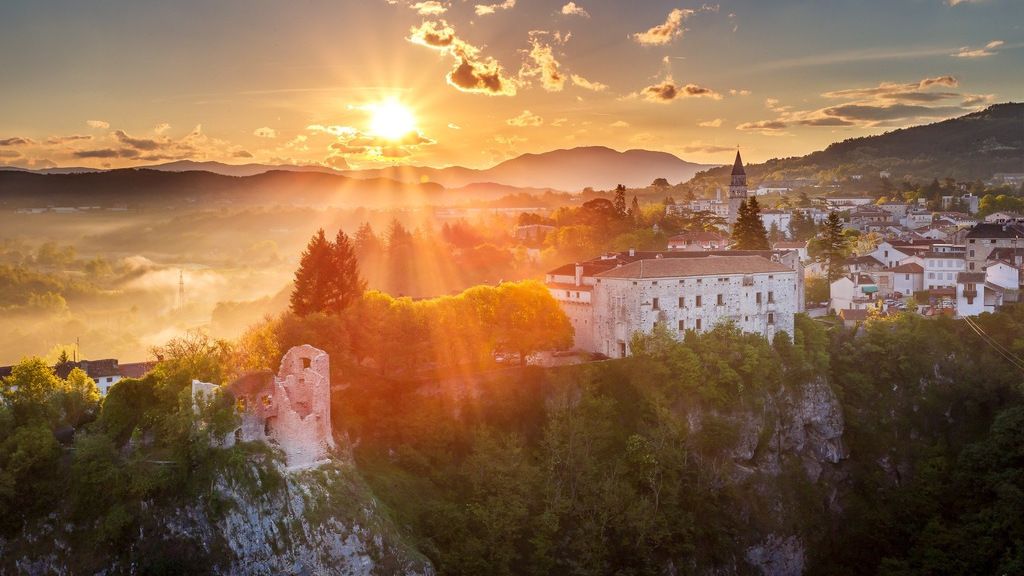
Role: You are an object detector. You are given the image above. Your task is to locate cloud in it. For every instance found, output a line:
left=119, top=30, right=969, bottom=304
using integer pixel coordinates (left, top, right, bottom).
left=729, top=89, right=751, bottom=96
left=407, top=20, right=517, bottom=96
left=253, top=126, right=278, bottom=138
left=0, top=150, right=21, bottom=159
left=953, top=39, right=1004, bottom=58
left=0, top=137, right=35, bottom=146
left=946, top=0, right=985, bottom=5
left=736, top=120, right=788, bottom=133
left=154, top=123, right=171, bottom=134
left=113, top=129, right=162, bottom=151
left=632, top=8, right=693, bottom=46
left=638, top=75, right=722, bottom=103
left=411, top=0, right=447, bottom=15
left=560, top=2, right=589, bottom=17
left=550, top=118, right=568, bottom=127
left=307, top=124, right=358, bottom=137
left=45, top=135, right=93, bottom=145
left=962, top=93, right=995, bottom=107
left=571, top=74, right=607, bottom=91
left=72, top=148, right=140, bottom=159
left=507, top=110, right=544, bottom=127
left=698, top=118, right=723, bottom=127
left=474, top=0, right=515, bottom=16
left=233, top=150, right=254, bottom=158
left=740, top=75, right=981, bottom=131
left=679, top=142, right=736, bottom=154
left=447, top=122, right=461, bottom=130
left=521, top=36, right=565, bottom=92
left=610, top=120, right=630, bottom=128
left=86, top=120, right=110, bottom=129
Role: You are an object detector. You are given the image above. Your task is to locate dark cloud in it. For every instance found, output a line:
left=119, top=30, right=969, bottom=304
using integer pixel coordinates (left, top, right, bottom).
left=0, top=137, right=34, bottom=146
left=113, top=130, right=162, bottom=151
left=233, top=150, right=254, bottom=158
left=640, top=77, right=721, bottom=103
left=736, top=120, right=788, bottom=132
left=679, top=144, right=736, bottom=154
left=45, top=135, right=93, bottom=145
left=73, top=148, right=140, bottom=159
left=408, top=20, right=517, bottom=96
left=821, top=103, right=967, bottom=122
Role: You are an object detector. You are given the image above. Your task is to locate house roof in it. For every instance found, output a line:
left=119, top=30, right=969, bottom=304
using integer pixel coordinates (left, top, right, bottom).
left=594, top=255, right=790, bottom=279
left=55, top=359, right=120, bottom=380
left=844, top=255, right=885, bottom=267
left=887, top=262, right=924, bottom=273
left=773, top=241, right=807, bottom=249
left=966, top=223, right=1024, bottom=239
left=119, top=361, right=155, bottom=379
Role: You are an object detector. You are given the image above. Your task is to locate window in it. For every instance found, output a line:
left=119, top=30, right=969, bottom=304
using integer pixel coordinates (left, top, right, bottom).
left=678, top=296, right=685, bottom=308
left=768, top=313, right=775, bottom=325
left=652, top=297, right=660, bottom=310
left=756, top=292, right=762, bottom=304
left=928, top=273, right=935, bottom=279
left=969, top=250, right=975, bottom=257
left=717, top=294, right=724, bottom=305
left=695, top=295, right=702, bottom=307
left=695, top=318, right=702, bottom=330
left=678, top=320, right=685, bottom=331
left=768, top=291, right=775, bottom=303
left=905, top=274, right=910, bottom=280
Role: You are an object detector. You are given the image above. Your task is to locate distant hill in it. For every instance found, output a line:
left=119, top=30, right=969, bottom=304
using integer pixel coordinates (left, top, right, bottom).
left=697, top=103, right=1024, bottom=184
left=136, top=160, right=346, bottom=176
left=0, top=169, right=442, bottom=209
left=344, top=146, right=716, bottom=191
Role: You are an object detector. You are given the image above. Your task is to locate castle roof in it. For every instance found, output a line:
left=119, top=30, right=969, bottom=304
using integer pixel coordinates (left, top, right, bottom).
left=594, top=255, right=790, bottom=279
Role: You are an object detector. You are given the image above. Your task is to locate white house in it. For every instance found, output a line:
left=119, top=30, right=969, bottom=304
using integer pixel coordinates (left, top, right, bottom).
left=760, top=210, right=792, bottom=237
left=830, top=273, right=881, bottom=314
left=869, top=241, right=912, bottom=268
left=985, top=260, right=1020, bottom=291
left=878, top=262, right=924, bottom=297
left=923, top=251, right=965, bottom=290
left=667, top=230, right=729, bottom=251
left=955, top=272, right=994, bottom=317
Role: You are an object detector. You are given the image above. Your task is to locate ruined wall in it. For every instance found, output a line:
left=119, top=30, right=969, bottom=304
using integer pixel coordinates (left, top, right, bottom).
left=266, top=345, right=335, bottom=468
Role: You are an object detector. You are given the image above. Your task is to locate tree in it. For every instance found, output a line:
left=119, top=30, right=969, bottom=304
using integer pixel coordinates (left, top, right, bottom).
left=1, top=358, right=64, bottom=425
left=613, top=185, right=627, bottom=217
left=290, top=229, right=336, bottom=316
left=61, top=368, right=100, bottom=429
left=494, top=281, right=573, bottom=365
left=815, top=211, right=849, bottom=283
left=330, top=229, right=366, bottom=313
left=651, top=177, right=670, bottom=188
left=732, top=198, right=770, bottom=250
left=629, top=196, right=641, bottom=226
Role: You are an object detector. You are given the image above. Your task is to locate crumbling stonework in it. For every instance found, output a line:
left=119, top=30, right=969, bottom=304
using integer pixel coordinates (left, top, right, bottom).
left=193, top=345, right=336, bottom=469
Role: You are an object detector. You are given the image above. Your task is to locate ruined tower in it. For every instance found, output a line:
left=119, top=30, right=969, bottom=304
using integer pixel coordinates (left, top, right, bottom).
left=727, top=150, right=747, bottom=225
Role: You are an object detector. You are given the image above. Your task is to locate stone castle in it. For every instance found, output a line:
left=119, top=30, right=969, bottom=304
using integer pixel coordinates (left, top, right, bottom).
left=192, top=344, right=335, bottom=469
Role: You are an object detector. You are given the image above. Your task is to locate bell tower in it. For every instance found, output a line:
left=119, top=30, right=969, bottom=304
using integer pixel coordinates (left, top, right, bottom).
left=727, top=150, right=747, bottom=225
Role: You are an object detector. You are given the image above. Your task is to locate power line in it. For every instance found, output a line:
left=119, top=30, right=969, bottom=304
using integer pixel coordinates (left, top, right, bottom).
left=962, top=316, right=1024, bottom=374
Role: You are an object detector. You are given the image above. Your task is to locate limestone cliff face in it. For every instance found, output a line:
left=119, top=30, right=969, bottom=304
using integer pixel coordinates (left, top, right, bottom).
left=685, top=377, right=847, bottom=576
left=2, top=456, right=433, bottom=576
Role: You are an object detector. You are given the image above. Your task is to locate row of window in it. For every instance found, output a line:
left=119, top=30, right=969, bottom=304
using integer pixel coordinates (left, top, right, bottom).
left=651, top=291, right=774, bottom=310
left=666, top=312, right=776, bottom=331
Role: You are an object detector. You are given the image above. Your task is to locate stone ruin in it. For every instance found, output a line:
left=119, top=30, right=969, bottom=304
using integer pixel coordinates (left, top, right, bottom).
left=192, top=344, right=335, bottom=469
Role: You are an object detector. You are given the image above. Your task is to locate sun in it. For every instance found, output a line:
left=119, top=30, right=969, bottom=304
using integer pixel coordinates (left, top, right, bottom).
left=369, top=99, right=417, bottom=140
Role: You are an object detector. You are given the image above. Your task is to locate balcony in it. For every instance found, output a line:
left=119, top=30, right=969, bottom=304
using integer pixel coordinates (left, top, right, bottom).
left=963, top=289, right=978, bottom=298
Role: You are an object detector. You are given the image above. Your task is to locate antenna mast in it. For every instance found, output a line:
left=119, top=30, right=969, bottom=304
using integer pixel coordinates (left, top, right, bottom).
left=178, top=269, right=185, bottom=311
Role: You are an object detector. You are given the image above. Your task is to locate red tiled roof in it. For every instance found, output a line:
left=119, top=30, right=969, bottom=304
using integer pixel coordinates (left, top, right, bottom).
left=595, top=255, right=791, bottom=279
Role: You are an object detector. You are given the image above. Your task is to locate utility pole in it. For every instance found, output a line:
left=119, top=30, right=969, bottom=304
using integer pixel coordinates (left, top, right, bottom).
left=178, top=269, right=185, bottom=311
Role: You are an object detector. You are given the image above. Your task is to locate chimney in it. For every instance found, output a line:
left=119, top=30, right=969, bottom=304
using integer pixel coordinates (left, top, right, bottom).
left=574, top=263, right=583, bottom=287
left=629, top=247, right=636, bottom=257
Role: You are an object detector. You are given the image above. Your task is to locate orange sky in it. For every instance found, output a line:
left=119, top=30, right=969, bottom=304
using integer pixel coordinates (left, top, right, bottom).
left=0, top=0, right=1020, bottom=172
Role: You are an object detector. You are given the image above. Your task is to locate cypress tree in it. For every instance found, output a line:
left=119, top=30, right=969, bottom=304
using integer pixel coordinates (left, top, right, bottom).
left=732, top=198, right=770, bottom=250
left=820, top=211, right=848, bottom=283
left=329, top=229, right=367, bottom=314
left=290, top=229, right=335, bottom=316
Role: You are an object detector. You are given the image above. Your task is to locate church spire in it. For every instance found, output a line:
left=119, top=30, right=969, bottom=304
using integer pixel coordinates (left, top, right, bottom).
left=731, top=150, right=745, bottom=176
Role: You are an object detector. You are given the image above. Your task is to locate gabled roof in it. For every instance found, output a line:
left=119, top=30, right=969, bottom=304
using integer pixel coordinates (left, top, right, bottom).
left=731, top=150, right=745, bottom=176
left=839, top=309, right=870, bottom=322
left=966, top=223, right=1024, bottom=239
left=595, top=255, right=790, bottom=279
left=887, top=262, right=924, bottom=273
left=668, top=230, right=727, bottom=242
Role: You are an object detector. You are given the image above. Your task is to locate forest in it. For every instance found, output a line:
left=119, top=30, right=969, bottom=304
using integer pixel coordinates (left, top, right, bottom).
left=5, top=285, right=1024, bottom=573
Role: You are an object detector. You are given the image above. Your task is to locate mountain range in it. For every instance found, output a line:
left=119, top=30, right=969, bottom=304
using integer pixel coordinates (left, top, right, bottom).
left=1, top=146, right=714, bottom=193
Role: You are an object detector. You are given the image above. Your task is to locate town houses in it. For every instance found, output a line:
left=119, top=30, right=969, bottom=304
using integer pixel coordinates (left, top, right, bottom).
left=541, top=150, right=1024, bottom=354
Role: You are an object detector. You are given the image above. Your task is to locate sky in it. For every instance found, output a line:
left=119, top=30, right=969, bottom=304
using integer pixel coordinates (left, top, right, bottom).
left=0, top=0, right=1021, bottom=171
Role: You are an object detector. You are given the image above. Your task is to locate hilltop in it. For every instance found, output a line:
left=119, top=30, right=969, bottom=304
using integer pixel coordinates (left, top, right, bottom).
left=697, top=103, right=1024, bottom=184
left=343, top=146, right=715, bottom=191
